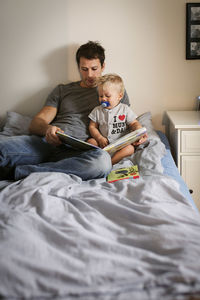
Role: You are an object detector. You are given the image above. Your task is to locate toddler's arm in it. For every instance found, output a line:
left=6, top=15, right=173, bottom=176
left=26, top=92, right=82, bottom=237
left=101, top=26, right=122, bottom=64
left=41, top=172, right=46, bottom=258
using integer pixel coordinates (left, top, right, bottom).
left=89, top=120, right=108, bottom=148
left=129, top=120, right=148, bottom=146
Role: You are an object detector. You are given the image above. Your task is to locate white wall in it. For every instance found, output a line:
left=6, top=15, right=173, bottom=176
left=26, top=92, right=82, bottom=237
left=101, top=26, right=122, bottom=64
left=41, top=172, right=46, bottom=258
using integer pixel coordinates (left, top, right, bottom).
left=0, top=0, right=200, bottom=130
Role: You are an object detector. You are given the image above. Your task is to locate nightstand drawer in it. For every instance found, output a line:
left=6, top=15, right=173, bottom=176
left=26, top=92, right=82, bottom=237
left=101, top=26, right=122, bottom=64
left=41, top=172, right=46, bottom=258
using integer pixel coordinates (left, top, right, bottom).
left=181, top=155, right=200, bottom=211
left=181, top=130, right=200, bottom=153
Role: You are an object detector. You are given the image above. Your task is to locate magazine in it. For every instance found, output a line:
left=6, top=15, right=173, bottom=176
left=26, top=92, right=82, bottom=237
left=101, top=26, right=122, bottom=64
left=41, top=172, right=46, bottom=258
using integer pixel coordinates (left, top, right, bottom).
left=107, top=165, right=139, bottom=183
left=56, top=127, right=146, bottom=153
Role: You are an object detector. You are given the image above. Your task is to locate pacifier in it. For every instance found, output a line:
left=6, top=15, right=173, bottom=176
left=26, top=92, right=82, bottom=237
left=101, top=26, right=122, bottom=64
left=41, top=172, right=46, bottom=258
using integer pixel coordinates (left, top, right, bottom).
left=101, top=101, right=109, bottom=108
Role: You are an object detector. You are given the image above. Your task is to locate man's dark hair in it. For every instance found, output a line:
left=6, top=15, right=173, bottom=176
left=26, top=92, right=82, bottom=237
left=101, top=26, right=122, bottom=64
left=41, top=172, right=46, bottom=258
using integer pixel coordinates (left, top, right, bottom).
left=76, top=41, right=105, bottom=67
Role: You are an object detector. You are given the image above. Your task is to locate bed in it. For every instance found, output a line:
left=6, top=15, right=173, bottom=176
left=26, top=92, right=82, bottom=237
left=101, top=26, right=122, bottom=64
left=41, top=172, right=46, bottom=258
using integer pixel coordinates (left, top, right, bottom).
left=0, top=111, right=200, bottom=300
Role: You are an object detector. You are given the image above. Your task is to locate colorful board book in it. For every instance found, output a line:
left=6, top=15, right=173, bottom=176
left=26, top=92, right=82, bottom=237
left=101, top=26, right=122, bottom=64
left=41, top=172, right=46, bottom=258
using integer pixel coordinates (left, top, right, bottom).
left=107, top=165, right=139, bottom=183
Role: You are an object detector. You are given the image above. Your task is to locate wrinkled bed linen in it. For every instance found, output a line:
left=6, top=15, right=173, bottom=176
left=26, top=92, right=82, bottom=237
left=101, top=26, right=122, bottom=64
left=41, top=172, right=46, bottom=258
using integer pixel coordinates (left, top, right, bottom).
left=0, top=136, right=200, bottom=299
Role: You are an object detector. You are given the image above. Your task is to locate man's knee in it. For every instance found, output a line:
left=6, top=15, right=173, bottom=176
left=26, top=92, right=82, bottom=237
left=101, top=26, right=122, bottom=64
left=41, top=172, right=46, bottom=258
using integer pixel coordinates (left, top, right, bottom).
left=95, top=149, right=112, bottom=177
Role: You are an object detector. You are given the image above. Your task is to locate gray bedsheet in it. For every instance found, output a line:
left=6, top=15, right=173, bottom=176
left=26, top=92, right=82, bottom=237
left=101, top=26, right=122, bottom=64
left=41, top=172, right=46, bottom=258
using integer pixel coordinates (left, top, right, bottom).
left=0, top=136, right=200, bottom=299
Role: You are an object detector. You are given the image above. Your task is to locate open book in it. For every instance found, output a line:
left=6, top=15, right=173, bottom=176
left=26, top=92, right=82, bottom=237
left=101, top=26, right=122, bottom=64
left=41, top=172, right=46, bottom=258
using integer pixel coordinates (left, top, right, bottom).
left=56, top=132, right=99, bottom=151
left=56, top=127, right=147, bottom=154
left=103, top=127, right=147, bottom=154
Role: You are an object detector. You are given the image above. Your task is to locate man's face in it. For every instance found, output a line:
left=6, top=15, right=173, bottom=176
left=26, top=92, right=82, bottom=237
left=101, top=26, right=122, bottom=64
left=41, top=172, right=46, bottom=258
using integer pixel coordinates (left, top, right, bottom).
left=79, top=57, right=105, bottom=88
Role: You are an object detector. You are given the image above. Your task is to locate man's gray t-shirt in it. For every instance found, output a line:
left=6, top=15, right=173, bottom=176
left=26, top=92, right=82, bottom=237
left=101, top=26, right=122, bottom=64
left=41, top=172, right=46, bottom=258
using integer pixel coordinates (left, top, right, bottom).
left=45, top=81, right=130, bottom=141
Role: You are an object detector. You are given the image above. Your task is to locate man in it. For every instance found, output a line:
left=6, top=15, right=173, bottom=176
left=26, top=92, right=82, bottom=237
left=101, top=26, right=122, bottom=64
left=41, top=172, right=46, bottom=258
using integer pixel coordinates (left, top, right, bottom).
left=0, top=41, right=130, bottom=181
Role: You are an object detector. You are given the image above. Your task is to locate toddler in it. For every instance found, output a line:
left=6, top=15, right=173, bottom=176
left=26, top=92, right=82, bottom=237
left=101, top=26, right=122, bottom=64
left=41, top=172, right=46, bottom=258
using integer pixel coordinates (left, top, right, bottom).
left=87, top=74, right=147, bottom=165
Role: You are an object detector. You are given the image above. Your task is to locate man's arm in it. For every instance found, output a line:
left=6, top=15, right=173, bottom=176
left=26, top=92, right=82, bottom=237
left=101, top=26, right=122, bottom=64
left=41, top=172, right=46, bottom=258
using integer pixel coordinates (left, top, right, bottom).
left=29, top=106, right=62, bottom=145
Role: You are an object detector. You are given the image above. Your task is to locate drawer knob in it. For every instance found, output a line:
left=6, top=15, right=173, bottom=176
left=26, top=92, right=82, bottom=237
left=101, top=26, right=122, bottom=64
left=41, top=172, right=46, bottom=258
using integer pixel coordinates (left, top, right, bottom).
left=189, top=189, right=193, bottom=194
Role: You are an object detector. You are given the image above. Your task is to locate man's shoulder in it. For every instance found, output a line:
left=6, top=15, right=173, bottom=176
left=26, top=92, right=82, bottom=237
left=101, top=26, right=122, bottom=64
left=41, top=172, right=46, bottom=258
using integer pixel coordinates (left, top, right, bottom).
left=121, top=89, right=130, bottom=106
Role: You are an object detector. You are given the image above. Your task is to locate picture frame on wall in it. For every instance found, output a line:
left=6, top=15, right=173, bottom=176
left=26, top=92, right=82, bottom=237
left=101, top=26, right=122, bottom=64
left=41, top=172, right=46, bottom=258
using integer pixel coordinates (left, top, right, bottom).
left=186, top=3, right=200, bottom=59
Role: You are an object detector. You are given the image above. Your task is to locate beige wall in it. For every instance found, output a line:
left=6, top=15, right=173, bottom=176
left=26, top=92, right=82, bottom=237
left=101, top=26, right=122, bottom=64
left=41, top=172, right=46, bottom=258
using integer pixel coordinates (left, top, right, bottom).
left=0, top=0, right=200, bottom=131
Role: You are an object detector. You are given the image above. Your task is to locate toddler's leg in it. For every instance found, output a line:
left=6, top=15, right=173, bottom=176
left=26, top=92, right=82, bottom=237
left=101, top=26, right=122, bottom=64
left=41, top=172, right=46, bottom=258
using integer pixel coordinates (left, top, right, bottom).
left=111, top=144, right=135, bottom=165
left=87, top=138, right=99, bottom=146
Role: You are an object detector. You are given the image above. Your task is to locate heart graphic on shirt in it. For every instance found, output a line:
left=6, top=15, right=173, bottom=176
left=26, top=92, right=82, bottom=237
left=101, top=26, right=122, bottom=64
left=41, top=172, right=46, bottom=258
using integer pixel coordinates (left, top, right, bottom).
left=118, top=115, right=125, bottom=121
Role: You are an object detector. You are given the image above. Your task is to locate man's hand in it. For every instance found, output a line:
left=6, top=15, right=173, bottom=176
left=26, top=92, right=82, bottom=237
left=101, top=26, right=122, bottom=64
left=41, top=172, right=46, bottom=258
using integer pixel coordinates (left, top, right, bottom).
left=45, top=125, right=63, bottom=146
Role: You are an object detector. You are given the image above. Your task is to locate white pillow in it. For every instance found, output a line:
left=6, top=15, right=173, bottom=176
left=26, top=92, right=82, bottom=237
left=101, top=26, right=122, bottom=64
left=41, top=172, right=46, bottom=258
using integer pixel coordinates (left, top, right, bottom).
left=136, top=111, right=159, bottom=140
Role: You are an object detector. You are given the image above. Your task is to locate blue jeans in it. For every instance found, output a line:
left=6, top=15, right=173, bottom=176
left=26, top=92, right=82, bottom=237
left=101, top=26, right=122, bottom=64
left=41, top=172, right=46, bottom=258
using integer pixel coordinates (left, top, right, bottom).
left=0, top=135, right=112, bottom=180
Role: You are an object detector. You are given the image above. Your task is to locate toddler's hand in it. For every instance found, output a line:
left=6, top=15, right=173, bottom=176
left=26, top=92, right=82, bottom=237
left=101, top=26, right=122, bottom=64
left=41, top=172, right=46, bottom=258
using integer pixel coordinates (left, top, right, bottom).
left=133, top=133, right=148, bottom=146
left=98, top=136, right=109, bottom=148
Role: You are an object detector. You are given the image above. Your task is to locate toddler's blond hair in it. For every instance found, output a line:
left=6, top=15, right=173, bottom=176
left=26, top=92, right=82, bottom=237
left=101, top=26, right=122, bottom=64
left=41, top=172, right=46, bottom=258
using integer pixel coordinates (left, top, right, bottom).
left=97, top=74, right=124, bottom=96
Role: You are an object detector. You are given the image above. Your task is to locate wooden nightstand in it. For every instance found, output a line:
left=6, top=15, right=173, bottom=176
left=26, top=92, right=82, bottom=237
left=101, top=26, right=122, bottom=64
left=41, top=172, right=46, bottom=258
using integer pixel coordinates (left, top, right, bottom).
left=165, top=111, right=200, bottom=211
